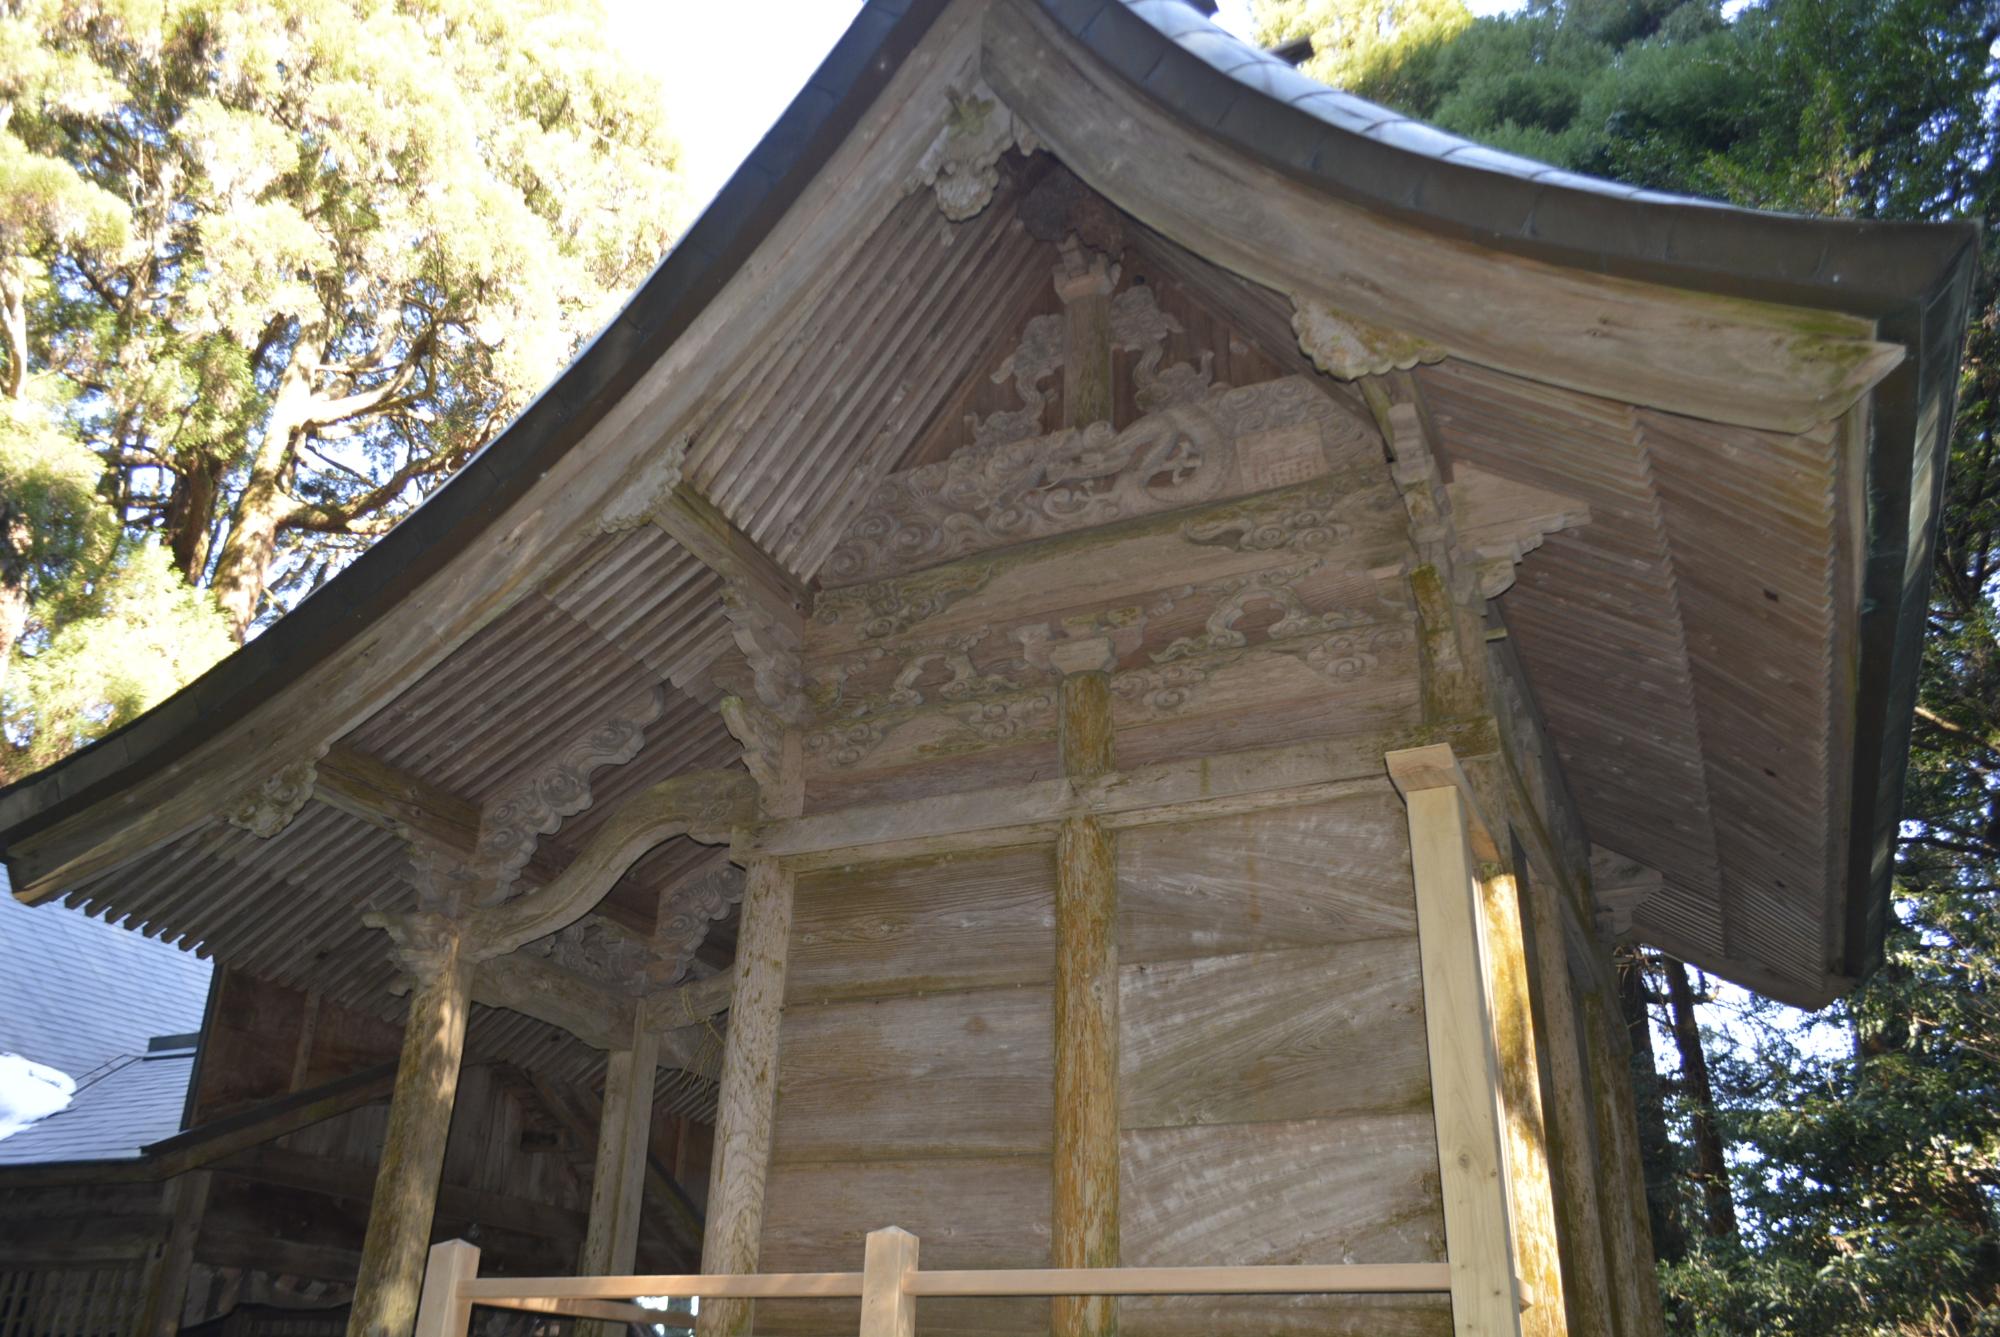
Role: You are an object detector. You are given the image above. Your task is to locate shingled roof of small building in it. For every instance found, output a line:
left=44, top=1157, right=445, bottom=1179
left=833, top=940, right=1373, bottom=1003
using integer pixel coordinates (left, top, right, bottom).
left=0, top=869, right=212, bottom=1161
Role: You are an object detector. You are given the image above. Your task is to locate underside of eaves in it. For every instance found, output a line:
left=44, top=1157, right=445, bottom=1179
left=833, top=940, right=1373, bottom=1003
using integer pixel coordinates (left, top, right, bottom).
left=0, top=0, right=1977, bottom=1019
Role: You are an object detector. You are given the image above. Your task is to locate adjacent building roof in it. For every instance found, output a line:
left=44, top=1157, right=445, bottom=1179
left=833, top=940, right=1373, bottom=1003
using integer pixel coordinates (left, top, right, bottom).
left=0, top=0, right=1978, bottom=1009
left=0, top=867, right=211, bottom=1161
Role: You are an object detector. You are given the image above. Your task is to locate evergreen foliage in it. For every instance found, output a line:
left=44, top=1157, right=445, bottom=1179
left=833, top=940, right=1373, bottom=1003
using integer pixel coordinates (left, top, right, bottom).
left=1255, top=0, right=1998, bottom=1328
left=0, top=0, right=688, bottom=781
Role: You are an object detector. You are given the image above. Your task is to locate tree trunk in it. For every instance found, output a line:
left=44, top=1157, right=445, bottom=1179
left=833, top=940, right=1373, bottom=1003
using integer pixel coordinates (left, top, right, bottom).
left=165, top=451, right=224, bottom=582
left=1616, top=946, right=1687, bottom=1262
left=211, top=344, right=317, bottom=640
left=1663, top=958, right=1737, bottom=1242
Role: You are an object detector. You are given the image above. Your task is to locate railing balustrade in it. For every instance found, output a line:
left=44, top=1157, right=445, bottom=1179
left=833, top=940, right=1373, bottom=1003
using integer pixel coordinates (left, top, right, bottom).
left=412, top=1229, right=1455, bottom=1337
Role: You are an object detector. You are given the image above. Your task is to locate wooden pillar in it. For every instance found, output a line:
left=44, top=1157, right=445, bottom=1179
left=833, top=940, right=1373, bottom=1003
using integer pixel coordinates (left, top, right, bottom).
left=1479, top=868, right=1568, bottom=1337
left=858, top=1226, right=920, bottom=1337
left=136, top=1170, right=211, bottom=1337
left=1056, top=239, right=1116, bottom=429
left=1388, top=747, right=1523, bottom=1337
left=695, top=856, right=794, bottom=1337
left=1513, top=860, right=1617, bottom=1337
left=1053, top=652, right=1119, bottom=1337
left=348, top=929, right=474, bottom=1337
left=1575, top=949, right=1669, bottom=1337
left=577, top=1010, right=663, bottom=1333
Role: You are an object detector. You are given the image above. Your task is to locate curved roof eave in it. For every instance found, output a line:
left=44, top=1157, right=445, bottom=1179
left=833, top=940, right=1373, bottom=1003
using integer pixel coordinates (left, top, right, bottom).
left=2, top=0, right=1979, bottom=995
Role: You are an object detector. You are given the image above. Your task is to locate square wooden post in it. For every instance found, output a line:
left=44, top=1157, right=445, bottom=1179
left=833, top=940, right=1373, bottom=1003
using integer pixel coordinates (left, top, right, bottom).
left=695, top=855, right=795, bottom=1337
left=859, top=1227, right=921, bottom=1337
left=412, top=1239, right=480, bottom=1337
left=577, top=1009, right=663, bottom=1337
left=1388, top=745, right=1525, bottom=1337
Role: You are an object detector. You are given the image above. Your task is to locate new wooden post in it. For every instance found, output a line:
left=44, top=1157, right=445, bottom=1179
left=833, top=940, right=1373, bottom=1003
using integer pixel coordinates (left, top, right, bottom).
left=695, top=855, right=795, bottom=1337
left=1387, top=745, right=1525, bottom=1337
left=577, top=1010, right=663, bottom=1337
left=1053, top=647, right=1120, bottom=1337
left=859, top=1227, right=921, bottom=1337
left=348, top=929, right=475, bottom=1337
left=412, top=1239, right=480, bottom=1337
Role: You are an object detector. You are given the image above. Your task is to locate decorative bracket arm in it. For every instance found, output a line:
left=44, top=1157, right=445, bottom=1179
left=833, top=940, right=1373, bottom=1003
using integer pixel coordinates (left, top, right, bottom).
left=468, top=769, right=756, bottom=959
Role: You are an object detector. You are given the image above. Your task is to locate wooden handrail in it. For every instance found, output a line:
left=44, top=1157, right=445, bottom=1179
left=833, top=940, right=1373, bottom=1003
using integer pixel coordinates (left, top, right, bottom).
left=416, top=1230, right=1456, bottom=1337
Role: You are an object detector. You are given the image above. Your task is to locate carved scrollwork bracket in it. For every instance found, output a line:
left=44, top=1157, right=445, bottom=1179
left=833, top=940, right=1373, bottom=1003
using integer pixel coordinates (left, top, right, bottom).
left=225, top=754, right=324, bottom=839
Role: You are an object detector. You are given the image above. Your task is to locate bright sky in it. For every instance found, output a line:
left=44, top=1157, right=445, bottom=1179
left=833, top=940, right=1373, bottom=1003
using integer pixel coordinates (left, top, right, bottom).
left=608, top=0, right=1524, bottom=212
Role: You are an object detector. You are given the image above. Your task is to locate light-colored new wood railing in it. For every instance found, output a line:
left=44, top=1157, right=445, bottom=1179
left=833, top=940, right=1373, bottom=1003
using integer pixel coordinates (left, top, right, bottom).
left=412, top=1229, right=1455, bottom=1337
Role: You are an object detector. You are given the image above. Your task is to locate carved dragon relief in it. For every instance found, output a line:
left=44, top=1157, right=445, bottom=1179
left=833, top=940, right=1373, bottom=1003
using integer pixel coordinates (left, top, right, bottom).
left=826, top=376, right=1375, bottom=586
left=1111, top=285, right=1217, bottom=414
left=910, top=83, right=1040, bottom=222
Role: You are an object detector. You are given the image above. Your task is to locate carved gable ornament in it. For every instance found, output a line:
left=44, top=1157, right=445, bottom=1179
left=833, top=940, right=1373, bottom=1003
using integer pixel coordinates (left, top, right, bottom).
left=1291, top=296, right=1445, bottom=380
left=910, top=83, right=1040, bottom=222
left=825, top=376, right=1378, bottom=585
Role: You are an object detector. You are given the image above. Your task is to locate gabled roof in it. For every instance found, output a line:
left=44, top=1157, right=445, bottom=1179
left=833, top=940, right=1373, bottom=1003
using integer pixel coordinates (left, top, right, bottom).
left=0, top=0, right=1977, bottom=1009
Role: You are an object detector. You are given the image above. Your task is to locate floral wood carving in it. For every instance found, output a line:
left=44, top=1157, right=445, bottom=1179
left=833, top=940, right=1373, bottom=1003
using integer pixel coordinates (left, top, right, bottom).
left=473, top=686, right=667, bottom=899
left=910, top=84, right=1039, bottom=222
left=722, top=588, right=806, bottom=724
left=812, top=564, right=994, bottom=641
left=226, top=756, right=322, bottom=838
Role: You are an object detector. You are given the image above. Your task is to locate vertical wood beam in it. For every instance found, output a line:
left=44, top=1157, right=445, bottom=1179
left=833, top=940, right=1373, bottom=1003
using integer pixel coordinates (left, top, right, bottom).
left=1576, top=949, right=1669, bottom=1337
left=577, top=1012, right=663, bottom=1334
left=348, top=932, right=474, bottom=1337
left=1056, top=241, right=1116, bottom=429
left=1389, top=751, right=1523, bottom=1337
left=859, top=1226, right=920, bottom=1337
left=695, top=856, right=794, bottom=1337
left=1514, top=862, right=1617, bottom=1337
left=1480, top=869, right=1568, bottom=1337
left=136, top=1170, right=211, bottom=1337
left=1053, top=659, right=1119, bottom=1337
left=412, top=1239, right=480, bottom=1337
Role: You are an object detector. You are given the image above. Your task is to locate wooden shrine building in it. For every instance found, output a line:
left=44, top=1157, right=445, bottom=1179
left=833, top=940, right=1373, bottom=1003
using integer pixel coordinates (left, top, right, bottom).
left=0, top=1, right=1978, bottom=1335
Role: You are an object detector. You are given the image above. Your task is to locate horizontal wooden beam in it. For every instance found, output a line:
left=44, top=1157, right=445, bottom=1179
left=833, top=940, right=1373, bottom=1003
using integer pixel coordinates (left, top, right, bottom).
left=455, top=1261, right=1453, bottom=1302
left=751, top=733, right=1405, bottom=869
left=652, top=485, right=810, bottom=621
left=474, top=951, right=638, bottom=1053
left=0, top=1061, right=397, bottom=1189
left=214, top=1145, right=590, bottom=1244
left=474, top=1296, right=691, bottom=1328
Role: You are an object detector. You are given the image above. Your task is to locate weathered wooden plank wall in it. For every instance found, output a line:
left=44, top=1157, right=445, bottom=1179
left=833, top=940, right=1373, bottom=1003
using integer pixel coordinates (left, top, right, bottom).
left=1117, top=798, right=1450, bottom=1337
left=758, top=846, right=1057, bottom=1336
